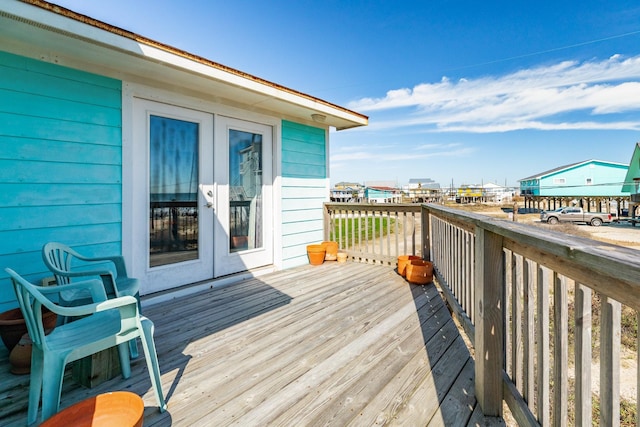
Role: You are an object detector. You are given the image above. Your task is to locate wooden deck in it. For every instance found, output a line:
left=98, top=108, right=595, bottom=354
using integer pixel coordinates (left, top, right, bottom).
left=0, top=262, right=498, bottom=426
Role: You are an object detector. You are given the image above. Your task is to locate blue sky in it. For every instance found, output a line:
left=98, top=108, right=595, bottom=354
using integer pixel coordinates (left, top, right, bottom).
left=53, top=0, right=640, bottom=187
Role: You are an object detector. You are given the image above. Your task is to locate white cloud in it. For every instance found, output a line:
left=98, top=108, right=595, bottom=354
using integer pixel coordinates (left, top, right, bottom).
left=330, top=143, right=475, bottom=162
left=347, top=55, right=640, bottom=133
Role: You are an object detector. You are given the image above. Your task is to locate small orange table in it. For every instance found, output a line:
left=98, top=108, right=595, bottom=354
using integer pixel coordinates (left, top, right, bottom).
left=40, top=391, right=144, bottom=427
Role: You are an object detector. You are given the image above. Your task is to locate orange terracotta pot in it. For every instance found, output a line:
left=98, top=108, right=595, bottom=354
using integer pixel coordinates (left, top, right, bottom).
left=405, top=260, right=434, bottom=285
left=0, top=307, right=57, bottom=352
left=231, top=235, right=248, bottom=250
left=322, top=241, right=339, bottom=261
left=337, top=252, right=348, bottom=263
left=306, top=244, right=326, bottom=266
left=397, top=255, right=421, bottom=277
left=41, top=391, right=144, bottom=427
left=9, top=333, right=32, bottom=375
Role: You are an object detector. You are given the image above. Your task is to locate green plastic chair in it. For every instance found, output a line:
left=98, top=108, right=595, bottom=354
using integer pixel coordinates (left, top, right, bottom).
left=5, top=268, right=166, bottom=425
left=42, top=242, right=141, bottom=358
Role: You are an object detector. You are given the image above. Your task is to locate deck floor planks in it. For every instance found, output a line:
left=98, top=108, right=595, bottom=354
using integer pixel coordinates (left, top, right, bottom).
left=168, top=266, right=416, bottom=425
left=227, top=284, right=438, bottom=426
left=0, top=262, right=499, bottom=426
left=275, top=294, right=451, bottom=426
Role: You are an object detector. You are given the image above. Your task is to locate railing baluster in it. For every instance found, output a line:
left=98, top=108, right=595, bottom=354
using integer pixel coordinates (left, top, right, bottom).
left=387, top=210, right=392, bottom=257
left=523, top=259, right=535, bottom=411
left=600, top=294, right=621, bottom=426
left=378, top=210, right=383, bottom=257
left=505, top=250, right=512, bottom=378
left=575, top=282, right=592, bottom=426
left=537, top=266, right=550, bottom=426
left=553, top=273, right=568, bottom=427
left=512, top=253, right=523, bottom=393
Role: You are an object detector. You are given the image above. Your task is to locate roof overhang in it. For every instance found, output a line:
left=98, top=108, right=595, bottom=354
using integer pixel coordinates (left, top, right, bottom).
left=0, top=0, right=368, bottom=130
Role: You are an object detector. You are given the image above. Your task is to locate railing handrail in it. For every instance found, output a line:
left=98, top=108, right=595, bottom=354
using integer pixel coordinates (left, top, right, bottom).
left=424, top=203, right=640, bottom=311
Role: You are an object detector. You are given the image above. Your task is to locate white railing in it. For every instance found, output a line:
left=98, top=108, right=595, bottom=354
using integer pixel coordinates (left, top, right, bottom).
left=423, top=203, right=640, bottom=426
left=323, top=203, right=424, bottom=265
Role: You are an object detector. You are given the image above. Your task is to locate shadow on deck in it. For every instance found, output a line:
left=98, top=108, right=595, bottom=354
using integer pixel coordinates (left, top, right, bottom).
left=0, top=262, right=500, bottom=426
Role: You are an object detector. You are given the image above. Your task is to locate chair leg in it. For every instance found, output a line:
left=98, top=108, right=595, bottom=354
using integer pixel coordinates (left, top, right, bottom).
left=139, top=317, right=167, bottom=412
left=27, top=347, right=44, bottom=425
left=129, top=337, right=139, bottom=359
left=117, top=343, right=132, bottom=379
left=128, top=293, right=142, bottom=359
left=40, top=355, right=67, bottom=422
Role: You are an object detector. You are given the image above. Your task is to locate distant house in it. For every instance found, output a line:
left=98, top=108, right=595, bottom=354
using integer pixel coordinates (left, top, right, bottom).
left=456, top=184, right=484, bottom=203
left=519, top=159, right=628, bottom=212
left=621, top=143, right=640, bottom=217
left=482, top=183, right=514, bottom=203
left=0, top=1, right=367, bottom=311
left=334, top=181, right=363, bottom=190
left=365, top=187, right=402, bottom=203
left=330, top=184, right=364, bottom=202
left=404, top=178, right=441, bottom=202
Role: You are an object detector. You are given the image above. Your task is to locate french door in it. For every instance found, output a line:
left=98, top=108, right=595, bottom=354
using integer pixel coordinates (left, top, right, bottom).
left=214, top=116, right=273, bottom=277
left=130, top=99, right=273, bottom=294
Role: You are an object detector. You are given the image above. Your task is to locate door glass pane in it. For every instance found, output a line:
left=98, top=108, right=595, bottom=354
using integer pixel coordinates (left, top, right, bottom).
left=149, top=115, right=199, bottom=267
left=229, top=129, right=262, bottom=252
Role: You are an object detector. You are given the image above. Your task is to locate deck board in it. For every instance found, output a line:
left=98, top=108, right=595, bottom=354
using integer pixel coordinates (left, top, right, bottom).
left=0, top=262, right=499, bottom=426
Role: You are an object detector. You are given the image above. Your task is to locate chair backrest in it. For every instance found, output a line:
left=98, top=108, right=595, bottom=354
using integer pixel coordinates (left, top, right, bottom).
left=42, top=242, right=80, bottom=286
left=5, top=269, right=53, bottom=350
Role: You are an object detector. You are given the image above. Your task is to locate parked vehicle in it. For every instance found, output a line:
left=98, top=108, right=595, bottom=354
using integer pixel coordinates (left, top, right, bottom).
left=540, top=207, right=612, bottom=226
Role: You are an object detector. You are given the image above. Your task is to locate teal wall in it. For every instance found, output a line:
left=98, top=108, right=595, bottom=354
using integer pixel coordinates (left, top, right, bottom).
left=540, top=161, right=628, bottom=197
left=281, top=120, right=327, bottom=268
left=0, top=51, right=122, bottom=311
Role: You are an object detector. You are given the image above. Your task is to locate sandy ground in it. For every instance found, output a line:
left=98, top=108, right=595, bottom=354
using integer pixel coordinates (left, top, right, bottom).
left=475, top=208, right=640, bottom=250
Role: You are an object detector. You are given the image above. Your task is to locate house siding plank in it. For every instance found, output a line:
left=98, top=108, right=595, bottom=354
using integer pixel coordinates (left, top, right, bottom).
left=0, top=52, right=122, bottom=312
left=0, top=88, right=121, bottom=127
left=0, top=136, right=121, bottom=165
left=0, top=159, right=121, bottom=184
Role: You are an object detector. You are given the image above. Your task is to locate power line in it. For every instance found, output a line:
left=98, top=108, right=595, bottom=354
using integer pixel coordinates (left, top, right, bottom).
left=448, top=29, right=640, bottom=72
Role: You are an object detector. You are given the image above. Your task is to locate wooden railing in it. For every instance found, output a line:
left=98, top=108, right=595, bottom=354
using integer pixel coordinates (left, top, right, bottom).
left=423, top=203, right=640, bottom=426
left=323, top=203, right=424, bottom=264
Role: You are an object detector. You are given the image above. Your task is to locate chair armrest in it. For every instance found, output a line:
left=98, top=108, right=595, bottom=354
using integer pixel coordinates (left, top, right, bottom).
left=40, top=279, right=108, bottom=303
left=52, top=295, right=138, bottom=318
left=48, top=265, right=114, bottom=281
left=72, top=254, right=128, bottom=278
left=47, top=265, right=119, bottom=296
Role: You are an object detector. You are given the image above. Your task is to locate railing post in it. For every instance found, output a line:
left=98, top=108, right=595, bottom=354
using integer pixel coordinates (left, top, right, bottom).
left=421, top=205, right=430, bottom=260
left=475, top=226, right=504, bottom=417
left=323, top=204, right=330, bottom=241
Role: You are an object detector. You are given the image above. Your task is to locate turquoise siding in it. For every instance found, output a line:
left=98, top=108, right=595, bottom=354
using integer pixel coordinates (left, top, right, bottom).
left=0, top=52, right=122, bottom=311
left=519, top=179, right=540, bottom=196
left=282, top=120, right=326, bottom=178
left=540, top=161, right=627, bottom=197
left=281, top=121, right=327, bottom=268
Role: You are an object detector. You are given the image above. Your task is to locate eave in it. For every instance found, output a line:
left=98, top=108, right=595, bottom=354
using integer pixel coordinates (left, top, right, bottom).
left=0, top=0, right=368, bottom=130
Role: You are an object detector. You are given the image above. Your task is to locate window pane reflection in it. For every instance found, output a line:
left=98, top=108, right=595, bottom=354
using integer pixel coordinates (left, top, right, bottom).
left=149, top=115, right=199, bottom=266
left=229, top=129, right=262, bottom=252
